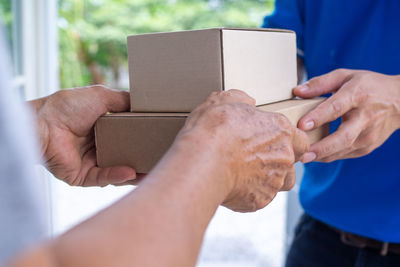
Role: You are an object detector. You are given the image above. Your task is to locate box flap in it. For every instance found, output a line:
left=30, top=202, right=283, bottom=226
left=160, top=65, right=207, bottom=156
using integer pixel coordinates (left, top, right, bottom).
left=127, top=28, right=294, bottom=38
left=221, top=27, right=294, bottom=34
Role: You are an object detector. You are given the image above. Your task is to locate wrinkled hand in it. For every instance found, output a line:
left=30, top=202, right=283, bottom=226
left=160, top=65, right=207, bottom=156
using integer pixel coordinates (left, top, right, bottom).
left=30, top=85, right=137, bottom=186
left=294, top=69, right=400, bottom=163
left=181, top=90, right=309, bottom=212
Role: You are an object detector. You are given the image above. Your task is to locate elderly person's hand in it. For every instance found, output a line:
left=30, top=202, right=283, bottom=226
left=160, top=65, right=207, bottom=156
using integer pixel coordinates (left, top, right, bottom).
left=29, top=85, right=137, bottom=186
left=9, top=90, right=308, bottom=267
left=180, top=90, right=309, bottom=212
left=294, top=69, right=400, bottom=163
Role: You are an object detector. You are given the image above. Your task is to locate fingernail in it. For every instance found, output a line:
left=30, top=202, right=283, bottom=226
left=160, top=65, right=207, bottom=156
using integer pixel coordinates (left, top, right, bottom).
left=301, top=152, right=316, bottom=163
left=296, top=84, right=309, bottom=93
left=126, top=169, right=137, bottom=180
left=303, top=119, right=315, bottom=131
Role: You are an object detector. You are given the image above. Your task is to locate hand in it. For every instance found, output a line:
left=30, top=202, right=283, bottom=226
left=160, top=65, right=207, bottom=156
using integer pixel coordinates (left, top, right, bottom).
left=30, top=85, right=137, bottom=186
left=181, top=90, right=309, bottom=212
left=294, top=69, right=400, bottom=163
left=9, top=90, right=308, bottom=267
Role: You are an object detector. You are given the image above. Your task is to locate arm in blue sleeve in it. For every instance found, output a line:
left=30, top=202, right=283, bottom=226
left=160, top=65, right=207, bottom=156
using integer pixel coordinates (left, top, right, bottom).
left=262, top=0, right=305, bottom=58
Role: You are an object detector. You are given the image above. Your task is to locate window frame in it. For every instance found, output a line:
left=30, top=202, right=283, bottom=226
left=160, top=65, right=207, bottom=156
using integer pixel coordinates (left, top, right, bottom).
left=9, top=0, right=59, bottom=236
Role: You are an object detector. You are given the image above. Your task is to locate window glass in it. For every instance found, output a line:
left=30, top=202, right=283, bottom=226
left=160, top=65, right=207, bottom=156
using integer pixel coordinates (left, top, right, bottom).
left=0, top=0, right=12, bottom=48
left=0, top=0, right=24, bottom=96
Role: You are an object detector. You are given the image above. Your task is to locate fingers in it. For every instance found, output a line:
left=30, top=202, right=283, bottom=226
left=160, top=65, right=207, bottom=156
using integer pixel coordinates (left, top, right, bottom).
left=114, top=174, right=147, bottom=186
left=293, top=68, right=353, bottom=98
left=297, top=81, right=356, bottom=131
left=91, top=85, right=131, bottom=113
left=83, top=166, right=137, bottom=187
left=188, top=89, right=256, bottom=126
left=302, top=111, right=364, bottom=163
left=281, top=165, right=296, bottom=191
left=292, top=127, right=309, bottom=161
left=196, top=89, right=255, bottom=111
left=223, top=89, right=256, bottom=106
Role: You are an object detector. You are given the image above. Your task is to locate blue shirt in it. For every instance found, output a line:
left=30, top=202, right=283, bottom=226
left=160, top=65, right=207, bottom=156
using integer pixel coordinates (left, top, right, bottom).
left=263, top=0, right=400, bottom=242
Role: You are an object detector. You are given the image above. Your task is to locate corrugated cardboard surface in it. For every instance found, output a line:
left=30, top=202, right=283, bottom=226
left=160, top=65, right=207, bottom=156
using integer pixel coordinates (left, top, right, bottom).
left=128, top=28, right=296, bottom=112
left=96, top=98, right=329, bottom=173
left=128, top=29, right=223, bottom=112
left=96, top=115, right=186, bottom=173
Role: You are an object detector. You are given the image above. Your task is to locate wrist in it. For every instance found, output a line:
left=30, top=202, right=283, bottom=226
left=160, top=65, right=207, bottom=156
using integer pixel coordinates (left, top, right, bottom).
left=28, top=97, right=50, bottom=159
left=157, top=127, right=234, bottom=204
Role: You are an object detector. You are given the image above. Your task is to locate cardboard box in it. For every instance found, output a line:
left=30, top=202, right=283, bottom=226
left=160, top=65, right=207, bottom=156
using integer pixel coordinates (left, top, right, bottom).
left=128, top=28, right=297, bottom=112
left=257, top=98, right=330, bottom=144
left=95, top=98, right=329, bottom=173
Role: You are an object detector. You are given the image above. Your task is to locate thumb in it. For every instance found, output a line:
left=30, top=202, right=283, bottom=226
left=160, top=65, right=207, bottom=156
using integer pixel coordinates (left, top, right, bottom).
left=83, top=165, right=137, bottom=187
left=95, top=86, right=131, bottom=113
left=293, top=69, right=352, bottom=98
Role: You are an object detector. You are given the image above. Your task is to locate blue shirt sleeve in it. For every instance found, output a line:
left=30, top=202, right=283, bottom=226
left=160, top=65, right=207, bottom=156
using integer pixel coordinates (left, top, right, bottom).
left=262, top=0, right=305, bottom=58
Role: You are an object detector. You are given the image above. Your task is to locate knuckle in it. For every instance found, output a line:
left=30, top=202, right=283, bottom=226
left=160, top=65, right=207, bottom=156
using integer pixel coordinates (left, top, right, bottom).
left=283, top=176, right=296, bottom=191
left=335, top=68, right=349, bottom=75
left=352, top=86, right=369, bottom=105
left=275, top=175, right=286, bottom=190
left=274, top=113, right=292, bottom=129
left=330, top=99, right=344, bottom=114
left=89, top=84, right=109, bottom=94
left=210, top=91, right=220, bottom=97
left=204, top=91, right=222, bottom=105
left=318, top=143, right=334, bottom=156
left=361, top=146, right=374, bottom=155
left=343, top=131, right=356, bottom=145
left=362, top=134, right=374, bottom=145
left=225, top=89, right=243, bottom=96
left=92, top=84, right=108, bottom=89
left=308, top=76, right=324, bottom=88
left=254, top=199, right=266, bottom=211
left=254, top=196, right=271, bottom=211
left=226, top=89, right=256, bottom=105
left=55, top=89, right=67, bottom=99
left=364, top=134, right=375, bottom=144
left=205, top=104, right=233, bottom=124
left=207, top=91, right=221, bottom=101
left=220, top=90, right=232, bottom=97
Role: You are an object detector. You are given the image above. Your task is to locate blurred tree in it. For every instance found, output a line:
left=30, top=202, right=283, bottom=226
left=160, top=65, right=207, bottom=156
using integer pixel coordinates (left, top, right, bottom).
left=59, top=0, right=274, bottom=89
left=0, top=0, right=12, bottom=45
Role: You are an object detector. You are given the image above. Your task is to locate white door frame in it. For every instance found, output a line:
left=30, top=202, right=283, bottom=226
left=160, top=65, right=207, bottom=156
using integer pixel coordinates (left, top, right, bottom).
left=19, top=0, right=59, bottom=236
left=22, top=0, right=58, bottom=100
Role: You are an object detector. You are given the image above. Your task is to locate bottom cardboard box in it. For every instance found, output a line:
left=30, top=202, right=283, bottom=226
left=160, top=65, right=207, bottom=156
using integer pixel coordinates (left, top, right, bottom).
left=95, top=98, right=329, bottom=173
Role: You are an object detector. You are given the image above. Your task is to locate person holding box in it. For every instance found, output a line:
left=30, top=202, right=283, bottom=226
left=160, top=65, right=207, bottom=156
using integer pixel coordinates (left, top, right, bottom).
left=263, top=1, right=400, bottom=266
left=0, top=24, right=309, bottom=266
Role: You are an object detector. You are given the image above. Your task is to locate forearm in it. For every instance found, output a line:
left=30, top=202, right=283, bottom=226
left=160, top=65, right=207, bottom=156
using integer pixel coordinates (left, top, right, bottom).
left=10, top=131, right=228, bottom=267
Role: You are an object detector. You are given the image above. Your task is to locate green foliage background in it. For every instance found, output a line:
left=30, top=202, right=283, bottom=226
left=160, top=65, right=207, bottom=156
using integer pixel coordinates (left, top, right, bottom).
left=0, top=0, right=12, bottom=47
left=59, top=0, right=274, bottom=89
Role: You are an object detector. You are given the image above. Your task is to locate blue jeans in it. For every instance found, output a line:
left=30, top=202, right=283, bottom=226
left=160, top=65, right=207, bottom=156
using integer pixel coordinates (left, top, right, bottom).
left=285, top=214, right=400, bottom=267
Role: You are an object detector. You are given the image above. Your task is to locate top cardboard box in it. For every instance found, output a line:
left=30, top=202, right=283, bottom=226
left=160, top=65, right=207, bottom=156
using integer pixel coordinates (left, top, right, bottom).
left=128, top=28, right=297, bottom=112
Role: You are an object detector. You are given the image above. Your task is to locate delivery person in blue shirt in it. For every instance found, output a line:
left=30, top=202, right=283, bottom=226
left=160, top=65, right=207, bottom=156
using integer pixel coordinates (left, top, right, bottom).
left=263, top=0, right=400, bottom=266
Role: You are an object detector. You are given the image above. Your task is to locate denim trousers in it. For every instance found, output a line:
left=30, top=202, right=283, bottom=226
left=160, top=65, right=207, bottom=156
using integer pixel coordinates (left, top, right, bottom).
left=285, top=214, right=400, bottom=267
